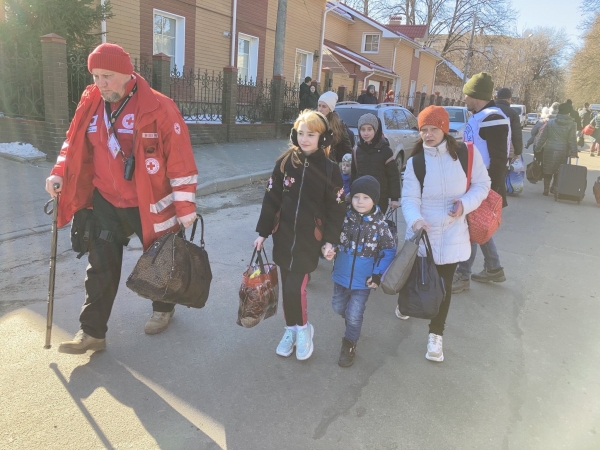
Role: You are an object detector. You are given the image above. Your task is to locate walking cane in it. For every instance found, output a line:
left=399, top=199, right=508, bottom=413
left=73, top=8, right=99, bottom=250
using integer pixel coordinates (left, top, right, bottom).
left=43, top=184, right=60, bottom=349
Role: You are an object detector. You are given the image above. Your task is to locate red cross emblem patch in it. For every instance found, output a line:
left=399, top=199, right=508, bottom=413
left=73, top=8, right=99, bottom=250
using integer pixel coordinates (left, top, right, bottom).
left=122, top=113, right=135, bottom=129
left=145, top=158, right=159, bottom=174
left=174, top=123, right=181, bottom=134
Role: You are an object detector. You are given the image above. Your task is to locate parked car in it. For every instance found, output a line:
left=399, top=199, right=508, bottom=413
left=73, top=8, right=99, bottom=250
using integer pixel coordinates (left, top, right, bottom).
left=526, top=113, right=539, bottom=126
left=442, top=106, right=470, bottom=141
left=335, top=102, right=420, bottom=173
left=511, top=104, right=527, bottom=127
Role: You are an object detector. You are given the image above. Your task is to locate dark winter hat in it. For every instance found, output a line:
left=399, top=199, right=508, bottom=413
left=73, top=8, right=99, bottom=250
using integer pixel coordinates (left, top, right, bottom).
left=358, top=113, right=379, bottom=132
left=350, top=175, right=380, bottom=205
left=463, top=72, right=494, bottom=101
left=88, top=43, right=134, bottom=74
left=558, top=103, right=571, bottom=115
left=496, top=87, right=512, bottom=99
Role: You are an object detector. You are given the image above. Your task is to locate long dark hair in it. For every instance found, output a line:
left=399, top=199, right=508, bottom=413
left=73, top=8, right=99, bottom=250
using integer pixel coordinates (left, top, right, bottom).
left=326, top=111, right=347, bottom=147
left=412, top=134, right=460, bottom=161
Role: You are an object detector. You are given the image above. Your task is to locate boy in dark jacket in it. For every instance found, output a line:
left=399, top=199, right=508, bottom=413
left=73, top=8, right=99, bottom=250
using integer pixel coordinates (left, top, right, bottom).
left=324, top=176, right=396, bottom=367
left=352, top=113, right=401, bottom=213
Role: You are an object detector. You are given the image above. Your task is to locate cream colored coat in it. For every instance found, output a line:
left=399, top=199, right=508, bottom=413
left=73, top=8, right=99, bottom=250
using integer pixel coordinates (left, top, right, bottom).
left=402, top=141, right=491, bottom=265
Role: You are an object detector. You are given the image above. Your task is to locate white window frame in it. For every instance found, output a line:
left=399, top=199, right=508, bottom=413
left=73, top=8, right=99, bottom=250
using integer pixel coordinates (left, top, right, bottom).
left=153, top=9, right=185, bottom=71
left=237, top=33, right=259, bottom=82
left=414, top=49, right=420, bottom=58
left=362, top=33, right=380, bottom=54
left=294, top=49, right=313, bottom=86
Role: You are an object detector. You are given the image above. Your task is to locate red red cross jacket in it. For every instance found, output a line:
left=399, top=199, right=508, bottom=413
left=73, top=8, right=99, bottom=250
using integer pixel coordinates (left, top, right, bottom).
left=50, top=73, right=198, bottom=250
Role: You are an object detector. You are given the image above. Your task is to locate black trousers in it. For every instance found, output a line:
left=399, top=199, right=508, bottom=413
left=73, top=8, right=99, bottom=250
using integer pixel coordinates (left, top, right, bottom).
left=428, top=263, right=458, bottom=336
left=80, top=190, right=174, bottom=339
left=279, top=268, right=309, bottom=327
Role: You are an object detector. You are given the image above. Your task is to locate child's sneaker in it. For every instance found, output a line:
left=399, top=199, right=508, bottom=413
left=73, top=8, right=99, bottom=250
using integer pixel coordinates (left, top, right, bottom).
left=338, top=337, right=356, bottom=367
left=276, top=328, right=296, bottom=357
left=426, top=333, right=444, bottom=362
left=394, top=305, right=410, bottom=320
left=295, top=323, right=314, bottom=360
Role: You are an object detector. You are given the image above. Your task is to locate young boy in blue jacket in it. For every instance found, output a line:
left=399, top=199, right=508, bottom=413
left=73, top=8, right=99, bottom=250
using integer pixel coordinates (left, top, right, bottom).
left=323, top=175, right=396, bottom=367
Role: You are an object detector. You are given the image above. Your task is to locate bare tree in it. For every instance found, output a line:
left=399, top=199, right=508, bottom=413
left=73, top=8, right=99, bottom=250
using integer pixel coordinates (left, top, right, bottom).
left=567, top=15, right=600, bottom=105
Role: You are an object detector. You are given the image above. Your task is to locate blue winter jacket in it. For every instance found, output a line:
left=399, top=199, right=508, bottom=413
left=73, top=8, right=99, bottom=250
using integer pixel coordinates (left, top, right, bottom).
left=332, top=205, right=396, bottom=290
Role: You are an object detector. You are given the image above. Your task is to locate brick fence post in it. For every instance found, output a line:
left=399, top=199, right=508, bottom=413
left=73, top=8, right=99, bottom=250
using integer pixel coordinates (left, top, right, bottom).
left=271, top=75, right=285, bottom=138
left=40, top=33, right=69, bottom=161
left=414, top=91, right=422, bottom=114
left=222, top=66, right=238, bottom=142
left=435, top=92, right=442, bottom=106
left=428, top=93, right=435, bottom=107
left=152, top=53, right=171, bottom=95
left=337, top=85, right=347, bottom=102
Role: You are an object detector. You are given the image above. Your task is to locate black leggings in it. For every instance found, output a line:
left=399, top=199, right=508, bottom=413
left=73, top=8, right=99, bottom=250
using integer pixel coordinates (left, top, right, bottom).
left=279, top=268, right=309, bottom=327
left=429, top=263, right=458, bottom=336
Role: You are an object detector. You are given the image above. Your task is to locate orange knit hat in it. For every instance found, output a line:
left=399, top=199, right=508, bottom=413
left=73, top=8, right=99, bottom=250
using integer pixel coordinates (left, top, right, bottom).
left=417, top=105, right=449, bottom=134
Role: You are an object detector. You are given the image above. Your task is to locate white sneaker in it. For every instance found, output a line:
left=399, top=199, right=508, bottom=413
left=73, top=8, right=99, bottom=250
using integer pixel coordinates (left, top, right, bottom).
left=295, top=323, right=314, bottom=361
left=426, top=333, right=444, bottom=362
left=276, top=328, right=296, bottom=357
left=395, top=305, right=410, bottom=320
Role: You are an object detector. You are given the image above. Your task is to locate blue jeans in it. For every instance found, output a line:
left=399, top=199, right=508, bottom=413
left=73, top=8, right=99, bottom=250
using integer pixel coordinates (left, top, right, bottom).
left=456, top=238, right=502, bottom=278
left=331, top=283, right=371, bottom=344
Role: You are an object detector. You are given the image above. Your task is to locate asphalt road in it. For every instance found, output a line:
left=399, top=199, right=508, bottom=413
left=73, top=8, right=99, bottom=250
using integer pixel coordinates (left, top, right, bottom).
left=1, top=128, right=599, bottom=449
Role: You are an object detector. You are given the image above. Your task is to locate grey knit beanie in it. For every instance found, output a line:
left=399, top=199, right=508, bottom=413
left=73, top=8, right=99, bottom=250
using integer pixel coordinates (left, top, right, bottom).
left=358, top=113, right=379, bottom=133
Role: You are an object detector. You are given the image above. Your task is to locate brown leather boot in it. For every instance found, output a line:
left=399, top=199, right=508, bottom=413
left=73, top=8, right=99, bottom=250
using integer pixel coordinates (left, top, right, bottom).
left=58, top=330, right=106, bottom=354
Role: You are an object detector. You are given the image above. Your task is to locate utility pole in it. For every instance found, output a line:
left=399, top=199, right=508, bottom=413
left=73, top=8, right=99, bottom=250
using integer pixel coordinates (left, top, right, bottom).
left=273, top=0, right=288, bottom=76
left=462, top=9, right=477, bottom=87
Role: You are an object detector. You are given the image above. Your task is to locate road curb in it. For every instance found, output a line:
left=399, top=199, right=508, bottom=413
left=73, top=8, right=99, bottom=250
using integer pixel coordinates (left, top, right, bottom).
left=0, top=171, right=271, bottom=244
left=0, top=152, right=47, bottom=164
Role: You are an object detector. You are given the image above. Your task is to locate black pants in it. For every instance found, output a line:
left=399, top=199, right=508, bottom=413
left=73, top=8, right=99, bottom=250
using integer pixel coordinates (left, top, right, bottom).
left=80, top=190, right=174, bottom=339
left=279, top=268, right=309, bottom=327
left=428, top=263, right=458, bottom=336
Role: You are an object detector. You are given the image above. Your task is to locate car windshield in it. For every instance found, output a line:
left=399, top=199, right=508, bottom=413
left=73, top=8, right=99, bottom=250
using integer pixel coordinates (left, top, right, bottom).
left=511, top=106, right=523, bottom=114
left=335, top=108, right=378, bottom=128
left=528, top=113, right=538, bottom=118
left=445, top=108, right=466, bottom=123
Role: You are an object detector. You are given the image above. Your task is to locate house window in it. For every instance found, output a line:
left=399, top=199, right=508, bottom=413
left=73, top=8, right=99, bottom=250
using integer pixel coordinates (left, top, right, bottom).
left=294, top=50, right=313, bottom=86
left=153, top=10, right=185, bottom=72
left=237, top=33, right=259, bottom=82
left=362, top=34, right=380, bottom=53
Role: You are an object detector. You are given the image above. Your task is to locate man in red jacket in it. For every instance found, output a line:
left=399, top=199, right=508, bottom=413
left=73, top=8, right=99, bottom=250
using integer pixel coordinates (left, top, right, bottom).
left=44, top=43, right=198, bottom=353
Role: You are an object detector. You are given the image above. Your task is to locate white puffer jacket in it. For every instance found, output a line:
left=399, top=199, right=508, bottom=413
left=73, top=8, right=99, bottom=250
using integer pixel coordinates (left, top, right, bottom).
left=402, top=141, right=491, bottom=265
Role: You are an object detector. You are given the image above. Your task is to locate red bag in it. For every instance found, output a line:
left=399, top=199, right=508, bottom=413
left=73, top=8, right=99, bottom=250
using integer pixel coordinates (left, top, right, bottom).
left=465, top=143, right=503, bottom=244
left=582, top=124, right=595, bottom=136
left=593, top=176, right=600, bottom=205
left=237, top=248, right=279, bottom=328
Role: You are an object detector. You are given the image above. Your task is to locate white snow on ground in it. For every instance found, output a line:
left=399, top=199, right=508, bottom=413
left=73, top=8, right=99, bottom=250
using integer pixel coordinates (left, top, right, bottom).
left=0, top=142, right=46, bottom=159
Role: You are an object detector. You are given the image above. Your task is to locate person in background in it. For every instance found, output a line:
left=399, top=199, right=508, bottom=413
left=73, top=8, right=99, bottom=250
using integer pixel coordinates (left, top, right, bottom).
left=401, top=106, right=490, bottom=362
left=45, top=43, right=198, bottom=353
left=494, top=88, right=523, bottom=159
left=300, top=85, right=319, bottom=111
left=340, top=153, right=353, bottom=196
left=325, top=176, right=396, bottom=367
left=317, top=91, right=353, bottom=162
left=384, top=90, right=395, bottom=103
left=590, top=112, right=600, bottom=157
left=453, top=72, right=510, bottom=294
left=254, top=110, right=346, bottom=361
left=357, top=85, right=378, bottom=104
left=299, top=76, right=312, bottom=111
left=352, top=113, right=400, bottom=214
left=525, top=103, right=559, bottom=159
left=579, top=103, right=592, bottom=128
left=565, top=99, right=582, bottom=131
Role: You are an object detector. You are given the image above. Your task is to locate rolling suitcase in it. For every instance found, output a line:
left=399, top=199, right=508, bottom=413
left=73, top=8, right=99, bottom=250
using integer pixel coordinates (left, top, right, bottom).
left=554, top=158, right=587, bottom=204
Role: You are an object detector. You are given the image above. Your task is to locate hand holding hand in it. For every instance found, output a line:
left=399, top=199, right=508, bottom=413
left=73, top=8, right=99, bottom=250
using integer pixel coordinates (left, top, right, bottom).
left=389, top=200, right=399, bottom=210
left=448, top=199, right=464, bottom=218
left=254, top=236, right=266, bottom=251
left=321, top=242, right=335, bottom=260
left=412, top=219, right=430, bottom=233
left=45, top=175, right=63, bottom=197
left=366, top=275, right=380, bottom=289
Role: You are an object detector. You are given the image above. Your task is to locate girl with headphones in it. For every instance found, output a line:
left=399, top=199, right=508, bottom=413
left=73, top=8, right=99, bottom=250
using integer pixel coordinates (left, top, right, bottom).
left=254, top=110, right=347, bottom=361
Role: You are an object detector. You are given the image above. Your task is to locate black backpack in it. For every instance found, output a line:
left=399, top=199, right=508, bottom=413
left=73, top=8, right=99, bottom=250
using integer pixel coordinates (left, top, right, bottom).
left=412, top=142, right=469, bottom=192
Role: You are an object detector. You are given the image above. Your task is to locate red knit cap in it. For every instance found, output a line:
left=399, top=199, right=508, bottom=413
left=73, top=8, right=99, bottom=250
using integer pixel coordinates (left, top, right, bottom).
left=417, top=105, right=450, bottom=134
left=88, top=43, right=134, bottom=74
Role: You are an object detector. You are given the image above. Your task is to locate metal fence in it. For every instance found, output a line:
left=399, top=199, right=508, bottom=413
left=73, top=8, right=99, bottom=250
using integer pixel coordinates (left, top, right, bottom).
left=236, top=77, right=274, bottom=123
left=282, top=82, right=300, bottom=123
left=169, top=67, right=223, bottom=123
left=134, top=58, right=153, bottom=85
left=67, top=50, right=93, bottom=119
left=0, top=43, right=45, bottom=120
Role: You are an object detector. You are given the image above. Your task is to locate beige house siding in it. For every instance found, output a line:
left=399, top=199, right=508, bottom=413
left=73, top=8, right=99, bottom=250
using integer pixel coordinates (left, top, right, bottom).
left=105, top=0, right=141, bottom=62
left=262, top=0, right=278, bottom=78
left=393, top=45, right=413, bottom=95
left=417, top=55, right=437, bottom=95
left=325, top=14, right=349, bottom=46
left=345, top=21, right=394, bottom=71
left=195, top=9, right=231, bottom=73
left=283, top=0, right=325, bottom=83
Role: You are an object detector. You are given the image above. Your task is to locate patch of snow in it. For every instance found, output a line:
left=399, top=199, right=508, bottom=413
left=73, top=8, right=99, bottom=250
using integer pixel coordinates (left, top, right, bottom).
left=0, top=142, right=45, bottom=159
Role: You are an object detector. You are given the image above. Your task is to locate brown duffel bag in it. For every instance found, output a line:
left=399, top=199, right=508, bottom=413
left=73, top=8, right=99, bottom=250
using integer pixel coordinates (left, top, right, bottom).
left=126, top=214, right=212, bottom=308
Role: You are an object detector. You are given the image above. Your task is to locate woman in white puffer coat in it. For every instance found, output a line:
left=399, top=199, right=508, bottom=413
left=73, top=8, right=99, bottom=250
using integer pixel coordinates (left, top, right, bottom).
left=400, top=106, right=490, bottom=362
